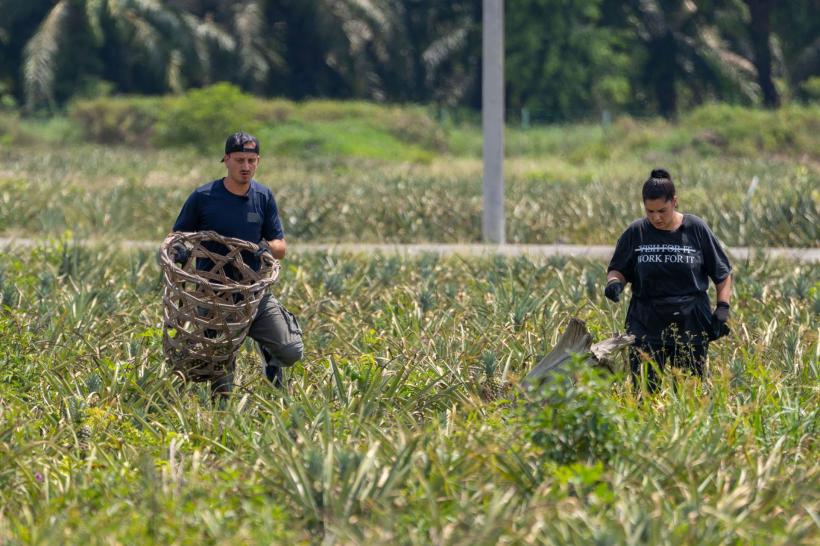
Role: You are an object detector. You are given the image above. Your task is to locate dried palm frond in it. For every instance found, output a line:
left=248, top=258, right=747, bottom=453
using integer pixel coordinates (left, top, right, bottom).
left=522, top=318, right=634, bottom=389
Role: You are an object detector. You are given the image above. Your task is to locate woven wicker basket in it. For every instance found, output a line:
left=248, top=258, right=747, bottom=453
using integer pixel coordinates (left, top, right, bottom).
left=159, top=231, right=279, bottom=380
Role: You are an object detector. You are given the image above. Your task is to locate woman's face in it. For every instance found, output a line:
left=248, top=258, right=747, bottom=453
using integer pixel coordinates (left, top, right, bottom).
left=644, top=196, right=678, bottom=230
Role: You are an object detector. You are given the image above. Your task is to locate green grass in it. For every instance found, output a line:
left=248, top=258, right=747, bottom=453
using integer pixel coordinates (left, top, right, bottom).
left=258, top=118, right=435, bottom=162
left=0, top=99, right=817, bottom=247
left=0, top=245, right=817, bottom=543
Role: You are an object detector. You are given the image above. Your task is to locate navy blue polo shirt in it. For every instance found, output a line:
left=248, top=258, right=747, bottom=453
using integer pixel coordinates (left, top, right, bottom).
left=173, top=178, right=284, bottom=272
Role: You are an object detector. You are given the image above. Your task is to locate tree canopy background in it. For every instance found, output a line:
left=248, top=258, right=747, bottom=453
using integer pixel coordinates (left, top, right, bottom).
left=0, top=0, right=817, bottom=119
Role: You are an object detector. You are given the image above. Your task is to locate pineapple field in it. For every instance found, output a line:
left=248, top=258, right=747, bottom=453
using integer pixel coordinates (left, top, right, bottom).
left=0, top=247, right=817, bottom=544
left=0, top=100, right=818, bottom=544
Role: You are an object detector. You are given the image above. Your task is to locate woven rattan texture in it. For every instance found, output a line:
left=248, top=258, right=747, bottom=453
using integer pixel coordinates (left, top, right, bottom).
left=159, top=231, right=279, bottom=380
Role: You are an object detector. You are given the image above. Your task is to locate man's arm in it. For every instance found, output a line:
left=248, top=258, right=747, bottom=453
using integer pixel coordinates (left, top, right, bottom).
left=268, top=239, right=286, bottom=260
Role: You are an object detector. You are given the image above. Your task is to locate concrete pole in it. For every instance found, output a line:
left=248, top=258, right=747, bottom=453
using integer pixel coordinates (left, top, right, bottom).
left=482, top=0, right=505, bottom=244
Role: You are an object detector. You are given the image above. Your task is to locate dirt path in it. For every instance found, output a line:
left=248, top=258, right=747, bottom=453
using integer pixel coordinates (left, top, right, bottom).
left=2, top=238, right=818, bottom=262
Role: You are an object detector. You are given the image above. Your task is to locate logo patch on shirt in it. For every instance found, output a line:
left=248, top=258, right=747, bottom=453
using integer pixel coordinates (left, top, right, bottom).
left=247, top=212, right=261, bottom=223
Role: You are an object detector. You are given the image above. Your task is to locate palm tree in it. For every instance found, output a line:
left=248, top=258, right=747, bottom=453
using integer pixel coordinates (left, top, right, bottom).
left=257, top=0, right=479, bottom=104
left=0, top=0, right=51, bottom=106
left=772, top=0, right=820, bottom=100
left=9, top=0, right=237, bottom=110
left=366, top=0, right=481, bottom=106
left=744, top=0, right=778, bottom=107
left=22, top=0, right=74, bottom=110
left=626, top=0, right=758, bottom=117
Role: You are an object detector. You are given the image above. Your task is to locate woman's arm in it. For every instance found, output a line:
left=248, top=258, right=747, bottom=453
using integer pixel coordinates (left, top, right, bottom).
left=715, top=274, right=732, bottom=304
left=607, top=270, right=626, bottom=284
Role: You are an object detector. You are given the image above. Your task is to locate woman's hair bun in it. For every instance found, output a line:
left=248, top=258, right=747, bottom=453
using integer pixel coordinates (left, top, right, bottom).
left=650, top=168, right=671, bottom=180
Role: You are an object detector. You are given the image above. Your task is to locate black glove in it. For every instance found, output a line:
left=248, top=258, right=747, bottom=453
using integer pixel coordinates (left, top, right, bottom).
left=710, top=301, right=730, bottom=340
left=254, top=240, right=272, bottom=258
left=605, top=280, right=624, bottom=302
left=171, top=243, right=189, bottom=265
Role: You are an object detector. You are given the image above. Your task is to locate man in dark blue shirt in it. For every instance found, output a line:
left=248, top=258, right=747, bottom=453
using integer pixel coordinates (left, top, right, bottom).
left=172, top=131, right=303, bottom=393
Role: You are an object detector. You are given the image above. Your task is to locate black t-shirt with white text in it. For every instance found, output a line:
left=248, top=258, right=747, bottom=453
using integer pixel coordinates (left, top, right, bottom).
left=608, top=214, right=732, bottom=344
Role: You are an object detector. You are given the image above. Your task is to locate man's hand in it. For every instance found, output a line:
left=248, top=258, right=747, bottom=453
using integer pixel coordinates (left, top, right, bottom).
left=711, top=301, right=730, bottom=340
left=254, top=239, right=272, bottom=258
left=605, top=280, right=624, bottom=302
left=257, top=239, right=286, bottom=260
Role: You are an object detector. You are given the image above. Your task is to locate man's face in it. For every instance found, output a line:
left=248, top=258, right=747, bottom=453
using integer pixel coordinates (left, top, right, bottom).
left=224, top=151, right=259, bottom=185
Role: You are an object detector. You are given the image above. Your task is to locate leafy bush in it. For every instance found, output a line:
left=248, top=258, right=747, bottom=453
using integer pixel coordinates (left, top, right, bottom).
left=69, top=83, right=262, bottom=152
left=153, top=83, right=260, bottom=152
left=298, top=100, right=385, bottom=121
left=521, top=364, right=623, bottom=464
left=0, top=111, right=80, bottom=147
left=253, top=98, right=296, bottom=124
left=0, top=113, right=20, bottom=146
left=682, top=102, right=820, bottom=156
left=69, top=96, right=164, bottom=146
left=66, top=87, right=446, bottom=158
left=53, top=92, right=820, bottom=161
left=800, top=76, right=820, bottom=101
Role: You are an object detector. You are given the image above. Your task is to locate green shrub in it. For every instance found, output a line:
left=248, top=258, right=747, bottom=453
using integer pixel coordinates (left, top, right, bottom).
left=682, top=102, right=820, bottom=156
left=0, top=113, right=21, bottom=146
left=253, top=98, right=296, bottom=124
left=298, top=100, right=384, bottom=121
left=69, top=96, right=163, bottom=146
left=521, top=364, right=623, bottom=464
left=18, top=95, right=820, bottom=164
left=799, top=76, right=820, bottom=101
left=153, top=82, right=260, bottom=152
left=372, top=105, right=448, bottom=151
left=295, top=100, right=447, bottom=151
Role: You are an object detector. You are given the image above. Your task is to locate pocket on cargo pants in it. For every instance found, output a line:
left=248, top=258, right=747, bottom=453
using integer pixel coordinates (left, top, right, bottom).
left=248, top=294, right=304, bottom=367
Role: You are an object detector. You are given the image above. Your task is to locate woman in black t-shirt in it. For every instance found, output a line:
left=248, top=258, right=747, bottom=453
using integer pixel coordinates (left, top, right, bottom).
left=606, top=169, right=732, bottom=389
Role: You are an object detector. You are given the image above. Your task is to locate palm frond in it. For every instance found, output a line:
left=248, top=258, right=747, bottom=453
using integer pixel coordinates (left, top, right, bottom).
left=23, top=0, right=70, bottom=110
left=188, top=15, right=235, bottom=53
left=107, top=0, right=204, bottom=89
left=128, top=0, right=183, bottom=37
left=233, top=1, right=279, bottom=88
left=695, top=35, right=760, bottom=102
left=635, top=0, right=668, bottom=38
left=422, top=26, right=468, bottom=72
left=180, top=12, right=236, bottom=85
left=347, top=0, right=391, bottom=39
left=791, top=36, right=820, bottom=83
left=166, top=48, right=183, bottom=93
left=330, top=1, right=372, bottom=55
left=130, top=17, right=165, bottom=69
left=85, top=0, right=106, bottom=43
left=678, top=25, right=759, bottom=102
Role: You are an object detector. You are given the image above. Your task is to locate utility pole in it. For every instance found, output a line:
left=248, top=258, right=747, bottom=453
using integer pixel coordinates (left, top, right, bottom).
left=482, top=0, right=505, bottom=244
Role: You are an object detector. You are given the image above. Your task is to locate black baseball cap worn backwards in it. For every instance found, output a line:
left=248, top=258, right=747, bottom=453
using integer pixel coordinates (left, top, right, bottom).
left=221, top=131, right=259, bottom=161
